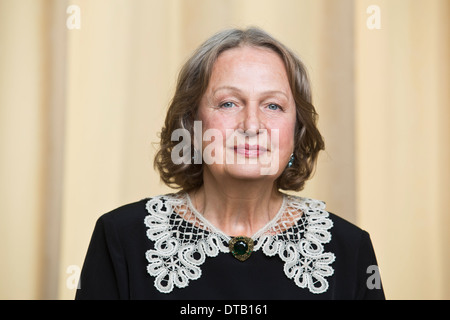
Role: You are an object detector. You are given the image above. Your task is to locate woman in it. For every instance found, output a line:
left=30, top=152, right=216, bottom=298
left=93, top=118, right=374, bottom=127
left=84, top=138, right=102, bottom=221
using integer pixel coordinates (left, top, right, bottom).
left=76, top=27, right=385, bottom=300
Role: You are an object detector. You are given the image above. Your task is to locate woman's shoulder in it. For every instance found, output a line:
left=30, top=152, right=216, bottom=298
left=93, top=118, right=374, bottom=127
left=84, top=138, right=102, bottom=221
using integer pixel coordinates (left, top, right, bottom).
left=88, top=199, right=147, bottom=238
left=97, top=193, right=182, bottom=225
left=287, top=194, right=370, bottom=242
left=328, top=211, right=370, bottom=242
left=99, top=197, right=149, bottom=222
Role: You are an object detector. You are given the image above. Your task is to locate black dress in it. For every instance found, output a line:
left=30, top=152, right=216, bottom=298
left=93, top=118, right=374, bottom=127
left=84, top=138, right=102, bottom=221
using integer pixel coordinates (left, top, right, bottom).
left=75, top=193, right=385, bottom=300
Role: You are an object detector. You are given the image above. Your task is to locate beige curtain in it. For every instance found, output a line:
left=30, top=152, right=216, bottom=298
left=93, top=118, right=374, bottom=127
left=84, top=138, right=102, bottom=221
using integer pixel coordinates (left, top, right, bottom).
left=0, top=0, right=448, bottom=299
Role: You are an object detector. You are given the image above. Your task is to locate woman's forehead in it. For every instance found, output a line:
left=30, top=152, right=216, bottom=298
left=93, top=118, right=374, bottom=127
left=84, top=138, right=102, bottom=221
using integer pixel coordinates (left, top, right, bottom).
left=207, top=46, right=291, bottom=96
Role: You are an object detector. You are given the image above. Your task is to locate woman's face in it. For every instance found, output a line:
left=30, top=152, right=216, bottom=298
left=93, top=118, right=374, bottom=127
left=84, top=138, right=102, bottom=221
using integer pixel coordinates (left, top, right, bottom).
left=197, top=45, right=297, bottom=182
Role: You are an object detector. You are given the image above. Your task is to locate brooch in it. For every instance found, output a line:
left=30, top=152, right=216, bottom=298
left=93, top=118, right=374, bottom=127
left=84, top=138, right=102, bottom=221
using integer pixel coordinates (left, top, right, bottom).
left=229, top=236, right=254, bottom=261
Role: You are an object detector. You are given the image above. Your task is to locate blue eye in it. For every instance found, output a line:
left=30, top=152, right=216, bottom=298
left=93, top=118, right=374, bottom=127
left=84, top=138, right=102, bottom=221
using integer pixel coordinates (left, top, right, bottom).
left=220, top=102, right=235, bottom=108
left=268, top=103, right=281, bottom=110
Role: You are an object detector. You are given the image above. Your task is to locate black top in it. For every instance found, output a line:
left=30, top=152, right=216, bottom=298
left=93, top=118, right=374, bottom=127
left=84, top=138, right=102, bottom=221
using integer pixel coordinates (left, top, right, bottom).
left=75, top=197, right=385, bottom=300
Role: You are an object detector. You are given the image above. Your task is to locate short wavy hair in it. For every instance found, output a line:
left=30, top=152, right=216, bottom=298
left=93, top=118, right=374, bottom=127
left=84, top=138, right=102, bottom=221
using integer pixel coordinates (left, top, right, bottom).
left=154, top=27, right=324, bottom=192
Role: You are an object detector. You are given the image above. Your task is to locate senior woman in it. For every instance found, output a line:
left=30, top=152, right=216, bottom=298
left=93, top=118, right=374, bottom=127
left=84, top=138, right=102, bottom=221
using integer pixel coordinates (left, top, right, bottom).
left=76, top=27, right=385, bottom=300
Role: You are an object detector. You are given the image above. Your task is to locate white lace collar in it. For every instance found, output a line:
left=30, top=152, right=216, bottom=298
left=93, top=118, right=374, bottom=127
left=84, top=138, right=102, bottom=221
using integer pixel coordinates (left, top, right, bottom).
left=144, top=192, right=335, bottom=294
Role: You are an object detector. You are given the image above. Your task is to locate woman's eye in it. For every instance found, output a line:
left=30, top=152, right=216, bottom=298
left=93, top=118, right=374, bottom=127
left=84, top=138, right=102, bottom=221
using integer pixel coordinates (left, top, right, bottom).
left=220, top=102, right=236, bottom=108
left=267, top=103, right=281, bottom=111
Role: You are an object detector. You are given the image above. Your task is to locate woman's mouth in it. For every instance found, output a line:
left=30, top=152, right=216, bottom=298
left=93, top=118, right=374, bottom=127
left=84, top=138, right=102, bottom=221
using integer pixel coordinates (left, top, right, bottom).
left=234, top=144, right=268, bottom=157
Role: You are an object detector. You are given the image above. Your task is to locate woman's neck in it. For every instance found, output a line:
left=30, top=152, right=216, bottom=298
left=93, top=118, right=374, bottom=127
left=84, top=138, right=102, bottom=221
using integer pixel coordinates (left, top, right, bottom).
left=189, top=172, right=284, bottom=237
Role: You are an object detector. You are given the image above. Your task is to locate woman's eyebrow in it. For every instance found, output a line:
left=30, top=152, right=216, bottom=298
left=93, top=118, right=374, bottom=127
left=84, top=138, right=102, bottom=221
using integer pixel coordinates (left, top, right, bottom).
left=213, top=85, right=289, bottom=99
left=212, top=85, right=242, bottom=95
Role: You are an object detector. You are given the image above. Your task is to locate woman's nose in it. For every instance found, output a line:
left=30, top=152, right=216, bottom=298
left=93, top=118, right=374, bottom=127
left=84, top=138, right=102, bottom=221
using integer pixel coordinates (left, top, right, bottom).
left=241, top=104, right=264, bottom=136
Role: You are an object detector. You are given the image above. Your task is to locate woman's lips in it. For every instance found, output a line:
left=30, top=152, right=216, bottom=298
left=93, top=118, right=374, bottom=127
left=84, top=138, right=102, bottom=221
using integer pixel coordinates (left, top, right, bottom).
left=234, top=144, right=268, bottom=157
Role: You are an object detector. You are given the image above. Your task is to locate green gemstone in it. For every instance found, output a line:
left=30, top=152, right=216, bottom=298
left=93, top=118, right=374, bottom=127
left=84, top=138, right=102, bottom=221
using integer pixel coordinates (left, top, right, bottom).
left=233, top=240, right=248, bottom=255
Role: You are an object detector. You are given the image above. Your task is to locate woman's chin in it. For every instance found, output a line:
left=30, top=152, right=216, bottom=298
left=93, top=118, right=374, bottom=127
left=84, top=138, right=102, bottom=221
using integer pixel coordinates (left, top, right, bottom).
left=216, top=162, right=281, bottom=181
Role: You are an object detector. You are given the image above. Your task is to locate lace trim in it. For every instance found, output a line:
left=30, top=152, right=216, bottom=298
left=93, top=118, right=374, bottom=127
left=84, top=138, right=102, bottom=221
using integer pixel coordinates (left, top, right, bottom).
left=144, top=192, right=335, bottom=294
